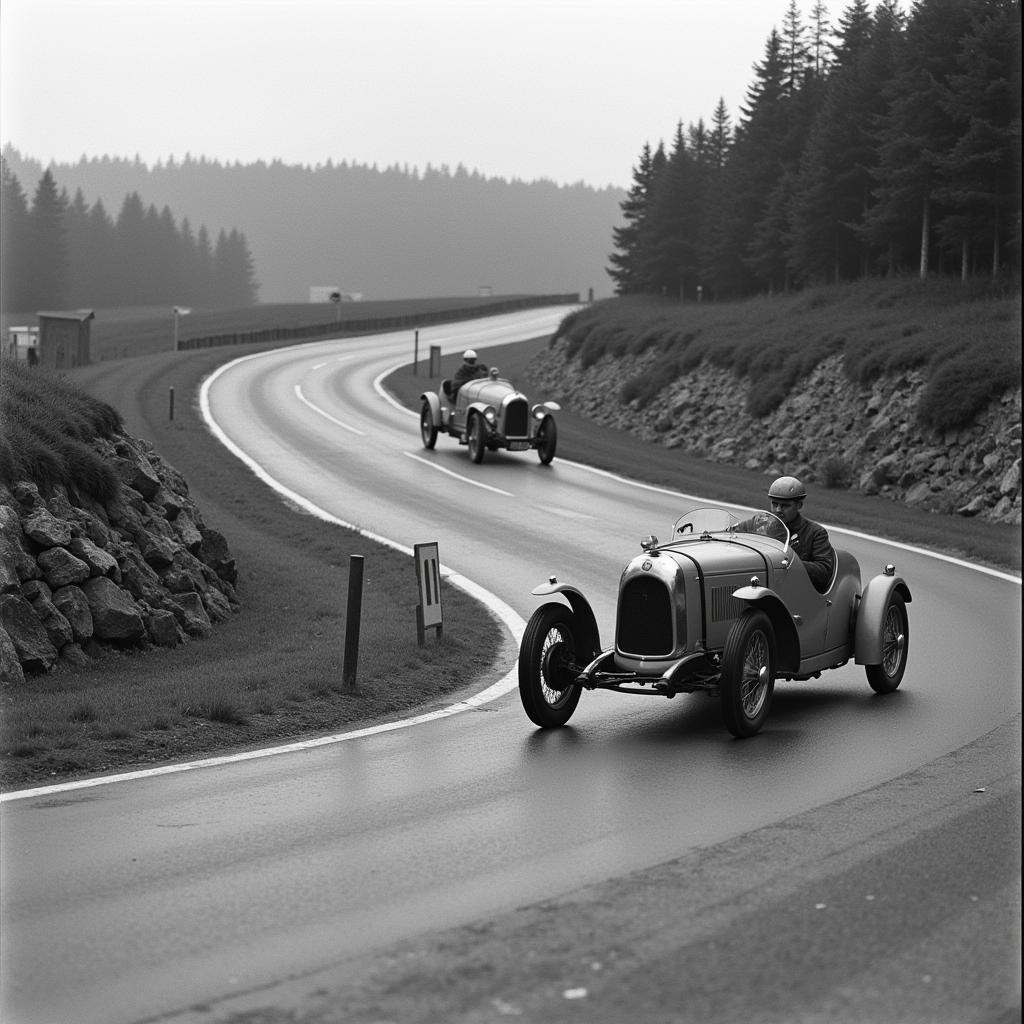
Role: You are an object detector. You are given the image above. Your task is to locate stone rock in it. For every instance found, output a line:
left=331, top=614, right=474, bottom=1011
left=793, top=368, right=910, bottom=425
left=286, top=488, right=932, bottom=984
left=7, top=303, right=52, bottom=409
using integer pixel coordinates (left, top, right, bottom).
left=1, top=624, right=25, bottom=684
left=0, top=592, right=58, bottom=671
left=22, top=508, right=72, bottom=547
left=169, top=591, right=213, bottom=638
left=51, top=585, right=94, bottom=643
left=68, top=535, right=120, bottom=580
left=37, top=547, right=91, bottom=588
left=956, top=495, right=987, bottom=517
left=147, top=608, right=184, bottom=647
left=59, top=643, right=93, bottom=667
left=1000, top=459, right=1021, bottom=496
left=113, top=448, right=161, bottom=501
left=81, top=576, right=145, bottom=642
left=23, top=584, right=74, bottom=649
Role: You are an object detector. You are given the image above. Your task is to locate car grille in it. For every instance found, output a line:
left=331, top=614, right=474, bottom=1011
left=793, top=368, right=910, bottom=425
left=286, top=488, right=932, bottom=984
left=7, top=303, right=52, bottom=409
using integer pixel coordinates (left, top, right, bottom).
left=504, top=399, right=529, bottom=437
left=617, top=576, right=675, bottom=657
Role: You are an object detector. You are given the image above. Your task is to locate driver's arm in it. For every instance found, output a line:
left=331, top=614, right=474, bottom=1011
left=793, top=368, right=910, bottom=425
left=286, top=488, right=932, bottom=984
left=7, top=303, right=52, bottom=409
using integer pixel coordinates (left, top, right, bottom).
left=801, top=523, right=836, bottom=591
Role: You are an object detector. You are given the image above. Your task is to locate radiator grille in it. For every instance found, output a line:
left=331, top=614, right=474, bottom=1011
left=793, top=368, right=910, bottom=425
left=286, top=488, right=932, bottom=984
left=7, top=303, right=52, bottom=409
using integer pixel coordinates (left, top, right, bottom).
left=617, top=576, right=675, bottom=656
left=504, top=399, right=530, bottom=437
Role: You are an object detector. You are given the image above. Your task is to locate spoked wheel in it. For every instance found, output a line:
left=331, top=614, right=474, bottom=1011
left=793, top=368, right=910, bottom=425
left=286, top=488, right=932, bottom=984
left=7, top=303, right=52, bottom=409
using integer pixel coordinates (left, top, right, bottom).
left=420, top=401, right=437, bottom=449
left=536, top=415, right=557, bottom=465
left=518, top=603, right=583, bottom=728
left=467, top=413, right=486, bottom=463
left=866, top=592, right=909, bottom=694
left=719, top=609, right=775, bottom=738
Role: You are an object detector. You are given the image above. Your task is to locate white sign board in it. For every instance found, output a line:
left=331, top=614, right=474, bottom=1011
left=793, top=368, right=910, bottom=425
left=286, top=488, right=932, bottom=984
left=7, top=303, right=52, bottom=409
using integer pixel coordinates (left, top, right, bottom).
left=414, top=542, right=443, bottom=639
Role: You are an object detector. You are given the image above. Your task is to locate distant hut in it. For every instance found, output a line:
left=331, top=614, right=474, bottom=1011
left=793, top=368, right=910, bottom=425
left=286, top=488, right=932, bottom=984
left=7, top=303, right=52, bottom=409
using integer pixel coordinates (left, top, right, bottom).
left=36, top=310, right=94, bottom=369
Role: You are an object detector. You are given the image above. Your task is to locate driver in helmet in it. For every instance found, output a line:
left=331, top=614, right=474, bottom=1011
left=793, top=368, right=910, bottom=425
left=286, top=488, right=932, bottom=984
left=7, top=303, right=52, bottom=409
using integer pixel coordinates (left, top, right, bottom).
left=451, top=349, right=489, bottom=399
left=740, top=476, right=836, bottom=592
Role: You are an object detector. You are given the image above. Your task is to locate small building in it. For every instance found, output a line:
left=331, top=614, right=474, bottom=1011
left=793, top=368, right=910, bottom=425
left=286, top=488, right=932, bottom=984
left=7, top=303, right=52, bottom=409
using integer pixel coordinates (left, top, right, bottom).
left=5, top=326, right=40, bottom=364
left=36, top=310, right=94, bottom=369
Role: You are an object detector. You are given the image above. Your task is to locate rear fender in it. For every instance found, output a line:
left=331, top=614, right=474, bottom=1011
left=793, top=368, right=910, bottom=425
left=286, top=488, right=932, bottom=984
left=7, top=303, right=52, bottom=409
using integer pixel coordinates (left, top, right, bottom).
left=855, top=574, right=911, bottom=664
left=529, top=580, right=601, bottom=660
left=731, top=586, right=800, bottom=674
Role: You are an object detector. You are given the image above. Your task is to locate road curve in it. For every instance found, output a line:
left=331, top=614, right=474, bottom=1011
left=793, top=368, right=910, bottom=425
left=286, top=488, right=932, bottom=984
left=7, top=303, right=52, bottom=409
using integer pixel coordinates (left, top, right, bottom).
left=1, top=309, right=1020, bottom=1024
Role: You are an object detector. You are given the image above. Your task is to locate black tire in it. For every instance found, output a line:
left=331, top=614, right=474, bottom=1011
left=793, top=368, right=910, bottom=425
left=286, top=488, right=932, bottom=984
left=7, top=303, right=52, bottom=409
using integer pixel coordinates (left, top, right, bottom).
left=518, top=603, right=583, bottom=728
left=866, top=592, right=909, bottom=694
left=719, top=609, right=775, bottom=738
left=536, top=415, right=557, bottom=465
left=467, top=413, right=486, bottom=463
left=420, top=401, right=437, bottom=449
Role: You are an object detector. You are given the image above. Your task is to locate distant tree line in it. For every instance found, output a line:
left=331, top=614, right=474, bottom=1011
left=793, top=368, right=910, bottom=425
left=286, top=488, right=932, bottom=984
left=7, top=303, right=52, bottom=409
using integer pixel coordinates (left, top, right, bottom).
left=608, top=0, right=1021, bottom=300
left=0, top=158, right=259, bottom=313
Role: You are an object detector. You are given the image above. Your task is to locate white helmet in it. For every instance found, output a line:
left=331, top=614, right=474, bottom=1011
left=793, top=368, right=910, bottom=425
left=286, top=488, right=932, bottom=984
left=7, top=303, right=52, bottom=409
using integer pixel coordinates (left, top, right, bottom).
left=463, top=349, right=478, bottom=363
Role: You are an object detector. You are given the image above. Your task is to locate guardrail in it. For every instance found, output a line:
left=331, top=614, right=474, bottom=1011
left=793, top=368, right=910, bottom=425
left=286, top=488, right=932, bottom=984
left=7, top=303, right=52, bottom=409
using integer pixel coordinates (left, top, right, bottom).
left=176, top=294, right=580, bottom=351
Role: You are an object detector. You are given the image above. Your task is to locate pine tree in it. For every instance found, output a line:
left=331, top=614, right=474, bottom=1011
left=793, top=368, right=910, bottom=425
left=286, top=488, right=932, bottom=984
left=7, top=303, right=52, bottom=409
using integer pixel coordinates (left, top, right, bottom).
left=1, top=156, right=33, bottom=312
left=27, top=170, right=69, bottom=310
left=788, top=0, right=901, bottom=284
left=864, top=0, right=982, bottom=277
left=606, top=142, right=666, bottom=294
left=933, top=0, right=1021, bottom=278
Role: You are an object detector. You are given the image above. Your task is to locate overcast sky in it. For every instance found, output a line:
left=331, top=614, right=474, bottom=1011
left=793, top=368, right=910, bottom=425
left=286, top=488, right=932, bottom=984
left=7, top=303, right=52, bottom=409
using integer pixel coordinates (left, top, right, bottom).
left=2, top=0, right=851, bottom=191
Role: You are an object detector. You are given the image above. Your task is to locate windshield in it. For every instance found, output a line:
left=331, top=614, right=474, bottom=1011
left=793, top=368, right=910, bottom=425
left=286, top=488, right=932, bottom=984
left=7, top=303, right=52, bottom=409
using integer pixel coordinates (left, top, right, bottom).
left=671, top=507, right=791, bottom=548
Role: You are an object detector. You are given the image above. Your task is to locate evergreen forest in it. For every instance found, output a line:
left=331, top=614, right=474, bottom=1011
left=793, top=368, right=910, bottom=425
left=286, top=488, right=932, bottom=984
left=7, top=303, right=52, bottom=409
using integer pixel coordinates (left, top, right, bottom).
left=608, top=0, right=1021, bottom=299
left=0, top=161, right=258, bottom=313
left=0, top=0, right=1019, bottom=315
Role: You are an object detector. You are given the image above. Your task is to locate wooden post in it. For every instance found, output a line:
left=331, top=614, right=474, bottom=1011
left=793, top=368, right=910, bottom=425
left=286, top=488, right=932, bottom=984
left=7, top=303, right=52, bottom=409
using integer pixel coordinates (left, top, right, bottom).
left=169, top=387, right=175, bottom=421
left=343, top=555, right=364, bottom=690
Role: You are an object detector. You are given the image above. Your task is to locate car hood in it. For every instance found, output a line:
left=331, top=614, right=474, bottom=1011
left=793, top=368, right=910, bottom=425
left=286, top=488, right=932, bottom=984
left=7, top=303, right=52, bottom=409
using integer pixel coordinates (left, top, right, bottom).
left=462, top=378, right=519, bottom=405
left=652, top=537, right=782, bottom=576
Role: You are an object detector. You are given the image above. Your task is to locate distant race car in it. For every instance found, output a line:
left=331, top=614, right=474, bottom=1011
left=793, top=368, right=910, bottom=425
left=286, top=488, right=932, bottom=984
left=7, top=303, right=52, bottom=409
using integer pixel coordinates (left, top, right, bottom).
left=518, top=505, right=911, bottom=738
left=420, top=368, right=559, bottom=464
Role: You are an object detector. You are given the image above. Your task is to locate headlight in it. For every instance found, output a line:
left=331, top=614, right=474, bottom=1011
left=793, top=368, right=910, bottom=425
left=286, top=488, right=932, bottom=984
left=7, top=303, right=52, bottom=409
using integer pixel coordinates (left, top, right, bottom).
left=532, top=404, right=545, bottom=420
left=483, top=405, right=497, bottom=425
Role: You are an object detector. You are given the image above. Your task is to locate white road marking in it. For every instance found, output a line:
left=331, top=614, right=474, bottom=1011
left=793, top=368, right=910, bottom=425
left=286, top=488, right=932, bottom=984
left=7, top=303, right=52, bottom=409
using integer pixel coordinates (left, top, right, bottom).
left=294, top=383, right=366, bottom=435
left=404, top=451, right=514, bottom=496
left=8, top=338, right=1017, bottom=801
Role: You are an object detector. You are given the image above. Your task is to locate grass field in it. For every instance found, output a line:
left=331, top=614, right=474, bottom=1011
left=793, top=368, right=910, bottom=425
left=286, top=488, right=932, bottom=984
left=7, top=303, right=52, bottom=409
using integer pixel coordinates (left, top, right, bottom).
left=2, top=289, right=1019, bottom=791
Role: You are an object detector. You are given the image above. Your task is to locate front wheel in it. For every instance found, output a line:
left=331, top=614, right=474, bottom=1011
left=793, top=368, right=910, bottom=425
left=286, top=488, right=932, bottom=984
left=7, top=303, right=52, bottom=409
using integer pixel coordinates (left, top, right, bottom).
left=719, top=609, right=775, bottom=738
left=866, top=592, right=909, bottom=694
left=536, top=415, right=557, bottom=465
left=518, top=603, right=583, bottom=728
left=420, top=401, right=437, bottom=449
left=467, top=413, right=486, bottom=463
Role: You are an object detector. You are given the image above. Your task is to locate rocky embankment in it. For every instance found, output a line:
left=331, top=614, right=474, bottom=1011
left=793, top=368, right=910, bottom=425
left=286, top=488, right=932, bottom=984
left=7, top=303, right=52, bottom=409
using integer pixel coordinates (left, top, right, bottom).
left=0, top=433, right=237, bottom=684
left=529, top=341, right=1021, bottom=525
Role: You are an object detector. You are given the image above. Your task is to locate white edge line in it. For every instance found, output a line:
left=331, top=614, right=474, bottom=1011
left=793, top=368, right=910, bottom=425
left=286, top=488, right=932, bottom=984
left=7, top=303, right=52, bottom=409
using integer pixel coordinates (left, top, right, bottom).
left=404, top=451, right=513, bottom=496
left=8, top=347, right=1017, bottom=803
left=294, top=382, right=366, bottom=435
left=1, top=351, right=526, bottom=804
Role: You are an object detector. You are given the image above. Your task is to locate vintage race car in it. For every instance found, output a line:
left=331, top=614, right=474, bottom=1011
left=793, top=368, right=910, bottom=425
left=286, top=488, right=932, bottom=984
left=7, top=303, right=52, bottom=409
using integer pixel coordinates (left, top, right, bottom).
left=519, top=506, right=912, bottom=738
left=420, top=369, right=560, bottom=464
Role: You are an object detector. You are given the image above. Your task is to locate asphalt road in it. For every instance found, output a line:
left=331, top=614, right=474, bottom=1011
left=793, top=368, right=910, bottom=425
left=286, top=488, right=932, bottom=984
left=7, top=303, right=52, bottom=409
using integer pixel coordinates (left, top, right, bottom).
left=1, top=309, right=1020, bottom=1024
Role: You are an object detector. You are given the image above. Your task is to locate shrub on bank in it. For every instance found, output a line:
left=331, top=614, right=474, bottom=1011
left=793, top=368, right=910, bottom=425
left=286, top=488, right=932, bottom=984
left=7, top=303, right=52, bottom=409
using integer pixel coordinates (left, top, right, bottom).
left=553, top=278, right=1021, bottom=431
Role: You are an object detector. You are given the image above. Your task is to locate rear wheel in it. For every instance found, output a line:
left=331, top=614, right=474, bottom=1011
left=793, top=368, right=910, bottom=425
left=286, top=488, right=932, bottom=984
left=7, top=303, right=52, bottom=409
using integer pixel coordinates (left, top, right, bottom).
left=518, top=603, right=582, bottom=728
left=536, top=415, right=557, bottom=465
left=719, top=609, right=775, bottom=738
left=467, top=413, right=486, bottom=463
left=420, top=401, right=437, bottom=449
left=866, top=593, right=909, bottom=694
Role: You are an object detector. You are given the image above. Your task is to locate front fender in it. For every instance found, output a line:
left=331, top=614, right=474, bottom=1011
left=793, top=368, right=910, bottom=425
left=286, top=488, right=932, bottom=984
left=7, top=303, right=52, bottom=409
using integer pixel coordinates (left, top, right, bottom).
left=855, top=574, right=912, bottom=664
left=732, top=586, right=801, bottom=675
left=420, top=391, right=442, bottom=427
left=530, top=580, right=601, bottom=660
